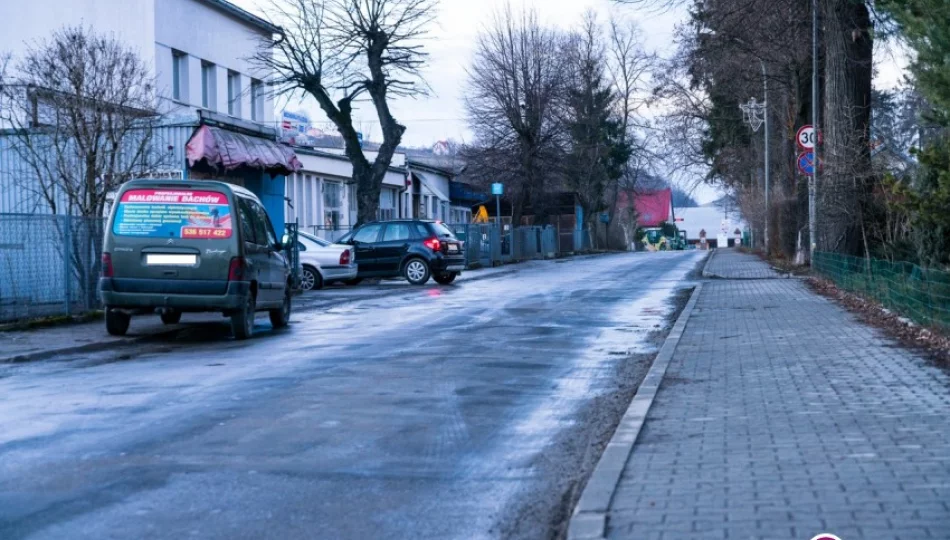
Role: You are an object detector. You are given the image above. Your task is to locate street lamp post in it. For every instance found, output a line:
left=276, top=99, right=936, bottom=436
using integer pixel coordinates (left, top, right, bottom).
left=739, top=61, right=770, bottom=255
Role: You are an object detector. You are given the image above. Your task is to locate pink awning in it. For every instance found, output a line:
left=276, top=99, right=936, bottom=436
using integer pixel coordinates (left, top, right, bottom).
left=186, top=125, right=302, bottom=175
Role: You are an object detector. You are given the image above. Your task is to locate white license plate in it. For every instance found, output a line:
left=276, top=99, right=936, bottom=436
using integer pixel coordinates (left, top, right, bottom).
left=146, top=254, right=197, bottom=266
left=447, top=244, right=459, bottom=253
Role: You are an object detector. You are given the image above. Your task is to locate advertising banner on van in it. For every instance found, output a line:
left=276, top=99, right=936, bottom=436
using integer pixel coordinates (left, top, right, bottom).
left=113, top=189, right=233, bottom=239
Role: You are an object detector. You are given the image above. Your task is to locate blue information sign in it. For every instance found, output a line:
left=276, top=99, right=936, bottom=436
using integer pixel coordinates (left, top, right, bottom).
left=491, top=183, right=504, bottom=196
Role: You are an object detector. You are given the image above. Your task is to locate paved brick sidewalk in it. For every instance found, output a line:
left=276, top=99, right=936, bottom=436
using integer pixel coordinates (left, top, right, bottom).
left=606, top=253, right=950, bottom=539
left=705, top=248, right=780, bottom=279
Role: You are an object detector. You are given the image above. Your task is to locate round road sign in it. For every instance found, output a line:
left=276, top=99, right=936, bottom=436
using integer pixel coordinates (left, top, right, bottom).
left=797, top=125, right=820, bottom=149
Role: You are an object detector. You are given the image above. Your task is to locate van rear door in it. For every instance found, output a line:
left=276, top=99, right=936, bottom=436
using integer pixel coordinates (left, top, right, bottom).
left=108, top=186, right=237, bottom=294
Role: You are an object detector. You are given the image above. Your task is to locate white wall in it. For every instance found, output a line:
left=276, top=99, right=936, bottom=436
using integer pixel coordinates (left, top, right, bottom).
left=154, top=0, right=273, bottom=122
left=0, top=0, right=274, bottom=124
left=292, top=152, right=409, bottom=231
left=0, top=0, right=156, bottom=78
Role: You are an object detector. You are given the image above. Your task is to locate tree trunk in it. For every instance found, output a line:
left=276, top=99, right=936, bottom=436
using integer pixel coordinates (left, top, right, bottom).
left=820, top=0, right=873, bottom=255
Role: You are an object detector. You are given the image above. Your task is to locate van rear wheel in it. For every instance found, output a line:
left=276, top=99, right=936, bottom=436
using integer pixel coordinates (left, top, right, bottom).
left=106, top=309, right=131, bottom=336
left=269, top=289, right=291, bottom=329
left=231, top=294, right=255, bottom=340
left=160, top=310, right=182, bottom=325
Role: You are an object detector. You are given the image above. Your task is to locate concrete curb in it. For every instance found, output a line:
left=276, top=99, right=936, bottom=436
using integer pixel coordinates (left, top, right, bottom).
left=567, top=282, right=704, bottom=539
left=701, top=248, right=717, bottom=277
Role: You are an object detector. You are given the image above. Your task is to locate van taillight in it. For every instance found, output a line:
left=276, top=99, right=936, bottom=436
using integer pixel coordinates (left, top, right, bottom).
left=228, top=257, right=248, bottom=281
left=101, top=253, right=114, bottom=278
left=340, top=250, right=351, bottom=265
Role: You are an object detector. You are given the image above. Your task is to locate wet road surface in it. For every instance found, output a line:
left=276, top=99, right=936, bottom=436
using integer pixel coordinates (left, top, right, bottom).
left=0, top=251, right=704, bottom=539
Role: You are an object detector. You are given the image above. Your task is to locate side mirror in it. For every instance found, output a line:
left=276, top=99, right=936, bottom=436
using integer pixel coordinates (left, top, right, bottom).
left=273, top=241, right=284, bottom=252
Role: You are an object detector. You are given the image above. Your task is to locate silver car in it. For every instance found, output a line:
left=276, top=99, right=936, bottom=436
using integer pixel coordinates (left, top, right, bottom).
left=296, top=232, right=358, bottom=291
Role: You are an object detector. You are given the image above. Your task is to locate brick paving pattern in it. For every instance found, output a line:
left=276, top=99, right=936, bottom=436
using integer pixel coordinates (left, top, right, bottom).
left=607, top=252, right=950, bottom=540
left=705, top=248, right=780, bottom=279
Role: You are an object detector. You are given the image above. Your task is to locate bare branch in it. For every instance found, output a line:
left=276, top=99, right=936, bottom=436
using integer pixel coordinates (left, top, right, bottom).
left=252, top=0, right=436, bottom=224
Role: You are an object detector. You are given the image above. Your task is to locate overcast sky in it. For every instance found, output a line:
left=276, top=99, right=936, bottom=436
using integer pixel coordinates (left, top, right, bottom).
left=233, top=0, right=907, bottom=205
left=234, top=0, right=681, bottom=145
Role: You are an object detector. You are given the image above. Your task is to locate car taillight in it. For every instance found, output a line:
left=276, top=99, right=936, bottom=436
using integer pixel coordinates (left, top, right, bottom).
left=340, top=250, right=351, bottom=265
left=101, top=253, right=114, bottom=278
left=423, top=237, right=441, bottom=252
left=228, top=257, right=248, bottom=281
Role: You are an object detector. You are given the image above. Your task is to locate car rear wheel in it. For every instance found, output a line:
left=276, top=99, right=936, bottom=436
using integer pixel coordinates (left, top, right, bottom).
left=231, top=294, right=256, bottom=340
left=160, top=310, right=182, bottom=325
left=105, top=308, right=131, bottom=336
left=404, top=258, right=431, bottom=285
left=301, top=265, right=323, bottom=291
left=434, top=272, right=457, bottom=285
left=269, top=288, right=292, bottom=329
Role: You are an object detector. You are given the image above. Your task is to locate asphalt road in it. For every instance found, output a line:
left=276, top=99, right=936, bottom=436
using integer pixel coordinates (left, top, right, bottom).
left=0, top=251, right=705, bottom=540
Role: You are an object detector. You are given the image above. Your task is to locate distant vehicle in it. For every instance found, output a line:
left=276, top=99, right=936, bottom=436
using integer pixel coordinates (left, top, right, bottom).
left=291, top=231, right=357, bottom=291
left=100, top=179, right=292, bottom=340
left=337, top=220, right=465, bottom=285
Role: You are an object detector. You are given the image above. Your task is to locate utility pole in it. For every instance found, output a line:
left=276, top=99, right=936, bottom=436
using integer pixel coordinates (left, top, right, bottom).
left=810, top=0, right=819, bottom=260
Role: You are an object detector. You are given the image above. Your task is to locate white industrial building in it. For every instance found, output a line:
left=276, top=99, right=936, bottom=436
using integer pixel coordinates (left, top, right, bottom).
left=675, top=203, right=747, bottom=248
left=0, top=0, right=276, bottom=126
left=285, top=150, right=461, bottom=241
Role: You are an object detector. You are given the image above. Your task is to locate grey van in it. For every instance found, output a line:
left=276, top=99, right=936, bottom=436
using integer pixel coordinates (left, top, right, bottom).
left=99, top=179, right=292, bottom=340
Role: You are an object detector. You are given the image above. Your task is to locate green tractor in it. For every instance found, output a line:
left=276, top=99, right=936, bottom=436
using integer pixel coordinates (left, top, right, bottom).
left=640, top=223, right=686, bottom=251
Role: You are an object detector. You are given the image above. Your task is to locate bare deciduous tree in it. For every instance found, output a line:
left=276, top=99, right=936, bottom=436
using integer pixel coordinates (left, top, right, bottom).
left=605, top=19, right=656, bottom=245
left=464, top=5, right=567, bottom=225
left=0, top=26, right=163, bottom=218
left=254, top=0, right=436, bottom=225
left=0, top=26, right=165, bottom=309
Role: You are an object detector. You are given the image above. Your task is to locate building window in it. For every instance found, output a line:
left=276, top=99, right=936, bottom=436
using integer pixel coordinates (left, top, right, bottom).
left=250, top=79, right=263, bottom=121
left=201, top=61, right=216, bottom=109
left=378, top=188, right=395, bottom=221
left=227, top=70, right=241, bottom=116
left=172, top=50, right=187, bottom=101
left=324, top=181, right=343, bottom=230
left=431, top=197, right=439, bottom=219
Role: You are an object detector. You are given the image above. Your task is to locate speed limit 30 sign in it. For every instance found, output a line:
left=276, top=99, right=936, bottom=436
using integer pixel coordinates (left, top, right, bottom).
left=796, top=125, right=821, bottom=149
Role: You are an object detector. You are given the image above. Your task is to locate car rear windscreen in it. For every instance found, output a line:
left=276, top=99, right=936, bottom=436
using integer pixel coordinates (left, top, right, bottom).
left=113, top=189, right=233, bottom=239
left=431, top=222, right=457, bottom=239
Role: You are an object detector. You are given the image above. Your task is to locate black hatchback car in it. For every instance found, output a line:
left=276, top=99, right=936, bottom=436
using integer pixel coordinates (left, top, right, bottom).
left=338, top=220, right=465, bottom=285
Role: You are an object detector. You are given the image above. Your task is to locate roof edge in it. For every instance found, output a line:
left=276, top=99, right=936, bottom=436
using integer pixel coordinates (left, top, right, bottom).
left=294, top=146, right=409, bottom=174
left=197, top=0, right=281, bottom=34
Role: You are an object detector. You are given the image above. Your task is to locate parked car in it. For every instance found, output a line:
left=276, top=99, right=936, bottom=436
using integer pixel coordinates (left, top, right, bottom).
left=337, top=220, right=465, bottom=285
left=292, top=231, right=357, bottom=290
left=100, top=179, right=292, bottom=340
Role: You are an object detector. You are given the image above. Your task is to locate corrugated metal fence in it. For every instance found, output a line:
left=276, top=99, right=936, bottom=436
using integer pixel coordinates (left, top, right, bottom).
left=448, top=223, right=563, bottom=267
left=0, top=214, right=104, bottom=323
